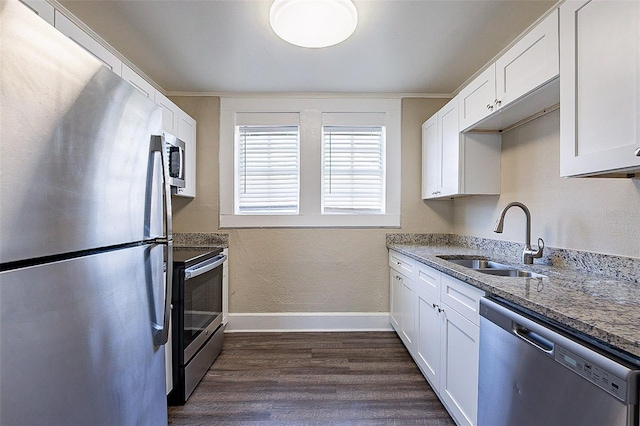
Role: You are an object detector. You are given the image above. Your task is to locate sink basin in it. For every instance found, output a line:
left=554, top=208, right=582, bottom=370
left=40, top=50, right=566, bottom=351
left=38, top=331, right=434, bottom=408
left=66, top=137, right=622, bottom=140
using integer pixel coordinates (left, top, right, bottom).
left=475, top=268, right=546, bottom=278
left=445, top=258, right=510, bottom=269
left=439, top=256, right=546, bottom=279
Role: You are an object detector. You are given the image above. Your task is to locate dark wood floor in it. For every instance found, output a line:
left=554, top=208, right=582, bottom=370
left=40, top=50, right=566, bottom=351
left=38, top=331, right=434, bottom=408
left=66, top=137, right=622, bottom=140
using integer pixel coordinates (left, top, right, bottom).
left=168, top=332, right=455, bottom=425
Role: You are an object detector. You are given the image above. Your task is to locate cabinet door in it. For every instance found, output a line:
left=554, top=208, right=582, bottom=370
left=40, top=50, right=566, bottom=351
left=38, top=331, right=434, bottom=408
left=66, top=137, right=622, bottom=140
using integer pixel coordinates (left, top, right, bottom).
left=154, top=91, right=180, bottom=135
left=560, top=0, right=640, bottom=177
left=122, top=64, right=155, bottom=99
left=175, top=111, right=197, bottom=198
left=495, top=10, right=559, bottom=107
left=440, top=306, right=479, bottom=426
left=459, top=64, right=496, bottom=131
left=54, top=11, right=122, bottom=75
left=422, top=115, right=440, bottom=199
left=415, top=284, right=441, bottom=389
left=390, top=271, right=403, bottom=331
left=401, top=276, right=415, bottom=350
left=439, top=97, right=461, bottom=197
left=19, top=0, right=54, bottom=25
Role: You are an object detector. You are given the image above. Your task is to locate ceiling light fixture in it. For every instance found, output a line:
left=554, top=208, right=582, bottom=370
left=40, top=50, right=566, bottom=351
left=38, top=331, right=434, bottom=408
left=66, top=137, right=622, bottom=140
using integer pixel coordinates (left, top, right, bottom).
left=270, top=0, right=358, bottom=49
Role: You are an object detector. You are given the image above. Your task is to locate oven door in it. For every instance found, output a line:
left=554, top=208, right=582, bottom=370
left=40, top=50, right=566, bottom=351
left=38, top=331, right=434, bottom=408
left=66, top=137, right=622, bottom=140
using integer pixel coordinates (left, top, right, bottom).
left=182, top=253, right=226, bottom=363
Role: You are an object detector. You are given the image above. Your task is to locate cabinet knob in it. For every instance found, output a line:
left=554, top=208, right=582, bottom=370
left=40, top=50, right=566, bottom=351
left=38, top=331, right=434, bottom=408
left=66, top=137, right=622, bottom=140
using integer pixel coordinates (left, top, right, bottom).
left=635, top=147, right=640, bottom=156
left=495, top=99, right=502, bottom=107
left=486, top=104, right=494, bottom=111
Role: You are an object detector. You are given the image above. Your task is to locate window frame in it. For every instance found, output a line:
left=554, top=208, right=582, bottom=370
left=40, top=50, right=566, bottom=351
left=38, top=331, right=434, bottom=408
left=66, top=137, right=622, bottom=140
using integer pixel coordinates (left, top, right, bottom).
left=219, top=98, right=401, bottom=228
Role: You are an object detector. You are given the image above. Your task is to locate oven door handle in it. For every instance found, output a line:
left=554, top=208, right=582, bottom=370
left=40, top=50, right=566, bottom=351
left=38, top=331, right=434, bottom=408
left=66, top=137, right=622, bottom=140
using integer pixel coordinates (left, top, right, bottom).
left=185, top=254, right=227, bottom=279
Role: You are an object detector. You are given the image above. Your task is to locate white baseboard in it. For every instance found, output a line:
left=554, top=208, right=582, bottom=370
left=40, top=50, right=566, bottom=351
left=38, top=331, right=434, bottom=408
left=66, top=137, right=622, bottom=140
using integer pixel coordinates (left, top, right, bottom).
left=225, top=312, right=392, bottom=333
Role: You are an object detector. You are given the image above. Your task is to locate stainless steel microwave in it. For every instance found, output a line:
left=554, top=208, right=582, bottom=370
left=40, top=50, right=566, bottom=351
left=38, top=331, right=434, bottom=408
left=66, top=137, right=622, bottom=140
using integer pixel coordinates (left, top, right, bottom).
left=164, top=132, right=185, bottom=189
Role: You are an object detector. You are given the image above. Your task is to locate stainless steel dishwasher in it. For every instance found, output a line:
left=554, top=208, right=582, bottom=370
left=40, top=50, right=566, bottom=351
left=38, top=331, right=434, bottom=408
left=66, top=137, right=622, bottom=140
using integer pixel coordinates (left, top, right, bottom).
left=478, top=297, right=639, bottom=426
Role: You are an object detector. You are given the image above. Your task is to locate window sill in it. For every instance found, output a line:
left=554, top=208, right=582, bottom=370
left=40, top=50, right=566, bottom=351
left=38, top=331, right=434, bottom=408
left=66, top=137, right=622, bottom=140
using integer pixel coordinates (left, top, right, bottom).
left=219, top=213, right=401, bottom=228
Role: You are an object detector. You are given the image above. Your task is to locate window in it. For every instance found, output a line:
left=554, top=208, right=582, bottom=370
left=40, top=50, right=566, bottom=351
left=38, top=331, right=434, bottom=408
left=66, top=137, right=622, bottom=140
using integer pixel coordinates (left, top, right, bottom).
left=322, top=125, right=385, bottom=214
left=220, top=98, right=401, bottom=228
left=237, top=125, right=299, bottom=214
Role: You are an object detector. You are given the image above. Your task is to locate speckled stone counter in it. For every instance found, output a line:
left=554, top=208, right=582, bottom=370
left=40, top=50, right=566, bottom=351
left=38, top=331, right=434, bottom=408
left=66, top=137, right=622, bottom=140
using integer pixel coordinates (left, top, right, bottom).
left=174, top=232, right=229, bottom=249
left=387, top=233, right=640, bottom=359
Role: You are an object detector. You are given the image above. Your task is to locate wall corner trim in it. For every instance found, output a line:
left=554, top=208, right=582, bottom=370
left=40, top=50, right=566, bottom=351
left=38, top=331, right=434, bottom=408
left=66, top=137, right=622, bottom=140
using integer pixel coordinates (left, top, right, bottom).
left=225, top=312, right=392, bottom=333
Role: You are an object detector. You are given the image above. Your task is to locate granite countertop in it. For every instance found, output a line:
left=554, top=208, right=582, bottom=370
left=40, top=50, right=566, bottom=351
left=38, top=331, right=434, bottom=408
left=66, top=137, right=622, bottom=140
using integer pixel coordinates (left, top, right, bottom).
left=387, top=241, right=640, bottom=360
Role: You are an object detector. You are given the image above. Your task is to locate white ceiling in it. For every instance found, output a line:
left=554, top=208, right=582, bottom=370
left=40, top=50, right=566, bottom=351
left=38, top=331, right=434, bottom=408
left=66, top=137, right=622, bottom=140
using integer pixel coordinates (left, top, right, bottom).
left=58, top=0, right=556, bottom=95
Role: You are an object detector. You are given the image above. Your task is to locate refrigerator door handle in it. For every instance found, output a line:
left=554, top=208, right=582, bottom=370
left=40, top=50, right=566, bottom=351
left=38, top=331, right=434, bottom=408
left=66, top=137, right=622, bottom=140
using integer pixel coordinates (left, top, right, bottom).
left=151, top=135, right=173, bottom=346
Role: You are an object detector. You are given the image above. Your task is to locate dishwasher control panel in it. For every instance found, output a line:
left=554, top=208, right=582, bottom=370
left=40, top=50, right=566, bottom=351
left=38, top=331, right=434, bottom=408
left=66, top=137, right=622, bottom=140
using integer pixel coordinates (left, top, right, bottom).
left=555, top=345, right=628, bottom=403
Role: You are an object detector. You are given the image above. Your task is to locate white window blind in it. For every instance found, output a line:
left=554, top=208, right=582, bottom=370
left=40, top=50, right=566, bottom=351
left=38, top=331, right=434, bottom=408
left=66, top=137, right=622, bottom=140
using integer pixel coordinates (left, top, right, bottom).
left=322, top=125, right=386, bottom=214
left=237, top=125, right=299, bottom=214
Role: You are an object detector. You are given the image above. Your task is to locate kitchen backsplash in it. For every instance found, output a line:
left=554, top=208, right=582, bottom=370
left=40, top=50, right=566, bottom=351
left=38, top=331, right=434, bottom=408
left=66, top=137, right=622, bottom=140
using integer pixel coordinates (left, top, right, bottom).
left=174, top=232, right=229, bottom=248
left=387, top=233, right=640, bottom=284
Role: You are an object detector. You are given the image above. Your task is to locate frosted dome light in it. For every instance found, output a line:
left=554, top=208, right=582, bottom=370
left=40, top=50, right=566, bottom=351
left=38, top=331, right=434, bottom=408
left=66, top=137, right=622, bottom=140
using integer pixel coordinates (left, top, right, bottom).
left=270, top=0, right=358, bottom=48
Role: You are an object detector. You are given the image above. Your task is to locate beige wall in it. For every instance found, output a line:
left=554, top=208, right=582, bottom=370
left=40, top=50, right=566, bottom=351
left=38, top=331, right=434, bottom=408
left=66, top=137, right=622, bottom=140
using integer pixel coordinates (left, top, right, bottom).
left=169, top=97, right=639, bottom=315
left=170, top=96, right=450, bottom=313
left=452, top=110, right=640, bottom=258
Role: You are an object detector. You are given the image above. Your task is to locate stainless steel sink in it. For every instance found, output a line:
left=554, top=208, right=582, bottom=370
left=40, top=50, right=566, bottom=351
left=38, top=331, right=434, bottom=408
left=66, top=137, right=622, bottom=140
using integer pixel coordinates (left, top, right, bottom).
left=439, top=256, right=546, bottom=279
left=475, top=269, right=546, bottom=278
left=445, top=259, right=510, bottom=269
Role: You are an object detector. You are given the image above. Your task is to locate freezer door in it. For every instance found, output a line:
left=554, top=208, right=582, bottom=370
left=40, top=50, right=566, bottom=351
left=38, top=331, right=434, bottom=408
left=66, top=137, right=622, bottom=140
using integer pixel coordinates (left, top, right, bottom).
left=0, top=244, right=168, bottom=426
left=0, top=0, right=164, bottom=264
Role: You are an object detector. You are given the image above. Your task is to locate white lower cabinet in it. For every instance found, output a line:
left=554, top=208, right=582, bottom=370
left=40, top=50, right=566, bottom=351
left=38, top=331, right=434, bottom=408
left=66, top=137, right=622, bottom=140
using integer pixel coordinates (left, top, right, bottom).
left=389, top=250, right=484, bottom=426
left=415, top=282, right=441, bottom=386
left=389, top=269, right=415, bottom=351
left=440, top=303, right=480, bottom=426
left=389, top=250, right=416, bottom=351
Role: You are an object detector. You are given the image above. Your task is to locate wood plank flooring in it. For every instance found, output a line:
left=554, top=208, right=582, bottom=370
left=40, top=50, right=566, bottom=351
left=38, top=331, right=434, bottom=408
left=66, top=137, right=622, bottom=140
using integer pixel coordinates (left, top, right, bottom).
left=168, top=332, right=455, bottom=425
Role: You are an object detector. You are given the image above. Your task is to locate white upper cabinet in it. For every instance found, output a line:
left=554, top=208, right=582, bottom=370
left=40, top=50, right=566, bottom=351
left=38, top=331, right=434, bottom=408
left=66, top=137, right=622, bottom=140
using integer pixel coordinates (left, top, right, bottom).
left=495, top=10, right=559, bottom=107
left=559, top=0, right=640, bottom=177
left=422, top=97, right=501, bottom=200
left=459, top=64, right=497, bottom=131
left=421, top=115, right=439, bottom=199
left=19, top=0, right=54, bottom=25
left=459, top=10, right=560, bottom=132
left=122, top=64, right=156, bottom=100
left=439, top=97, right=462, bottom=197
left=54, top=11, right=122, bottom=76
left=154, top=91, right=180, bottom=136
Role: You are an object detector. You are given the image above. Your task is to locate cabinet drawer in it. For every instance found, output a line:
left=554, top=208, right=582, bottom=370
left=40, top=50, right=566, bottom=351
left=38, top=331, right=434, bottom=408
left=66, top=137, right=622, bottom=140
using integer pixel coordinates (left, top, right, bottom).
left=440, top=274, right=485, bottom=326
left=389, top=250, right=415, bottom=277
left=416, top=262, right=441, bottom=297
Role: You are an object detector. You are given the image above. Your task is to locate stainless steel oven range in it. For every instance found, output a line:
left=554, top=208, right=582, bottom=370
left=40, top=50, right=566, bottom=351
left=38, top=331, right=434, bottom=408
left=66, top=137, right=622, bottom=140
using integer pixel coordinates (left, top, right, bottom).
left=168, top=248, right=226, bottom=405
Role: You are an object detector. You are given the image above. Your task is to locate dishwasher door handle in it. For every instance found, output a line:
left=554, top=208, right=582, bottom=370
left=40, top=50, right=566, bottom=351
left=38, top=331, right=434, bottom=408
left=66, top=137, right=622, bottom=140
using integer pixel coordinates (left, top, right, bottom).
left=513, top=323, right=554, bottom=353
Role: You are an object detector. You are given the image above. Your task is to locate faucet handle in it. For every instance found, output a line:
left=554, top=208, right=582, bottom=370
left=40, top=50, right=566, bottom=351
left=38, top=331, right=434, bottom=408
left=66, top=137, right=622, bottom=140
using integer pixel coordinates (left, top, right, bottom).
left=532, top=238, right=544, bottom=258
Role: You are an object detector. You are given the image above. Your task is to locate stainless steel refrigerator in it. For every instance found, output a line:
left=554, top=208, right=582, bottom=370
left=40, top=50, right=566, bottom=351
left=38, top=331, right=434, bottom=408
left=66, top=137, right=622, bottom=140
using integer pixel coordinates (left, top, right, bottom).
left=1, top=1, right=172, bottom=424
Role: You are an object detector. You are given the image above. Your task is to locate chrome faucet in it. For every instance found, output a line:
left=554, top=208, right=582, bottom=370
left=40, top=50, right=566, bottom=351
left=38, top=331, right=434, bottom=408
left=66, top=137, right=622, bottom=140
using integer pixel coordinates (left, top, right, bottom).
left=494, top=202, right=544, bottom=265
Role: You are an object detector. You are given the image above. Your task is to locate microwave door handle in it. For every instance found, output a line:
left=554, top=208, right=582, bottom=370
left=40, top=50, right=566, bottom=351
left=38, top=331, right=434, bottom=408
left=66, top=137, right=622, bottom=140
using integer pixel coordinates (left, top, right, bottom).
left=179, top=143, right=185, bottom=182
left=151, top=135, right=173, bottom=346
left=184, top=254, right=227, bottom=279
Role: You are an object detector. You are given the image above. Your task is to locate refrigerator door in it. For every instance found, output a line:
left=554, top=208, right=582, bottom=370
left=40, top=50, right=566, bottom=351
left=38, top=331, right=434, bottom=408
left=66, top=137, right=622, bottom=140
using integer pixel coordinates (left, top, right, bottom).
left=0, top=0, right=164, bottom=264
left=0, top=244, right=168, bottom=425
